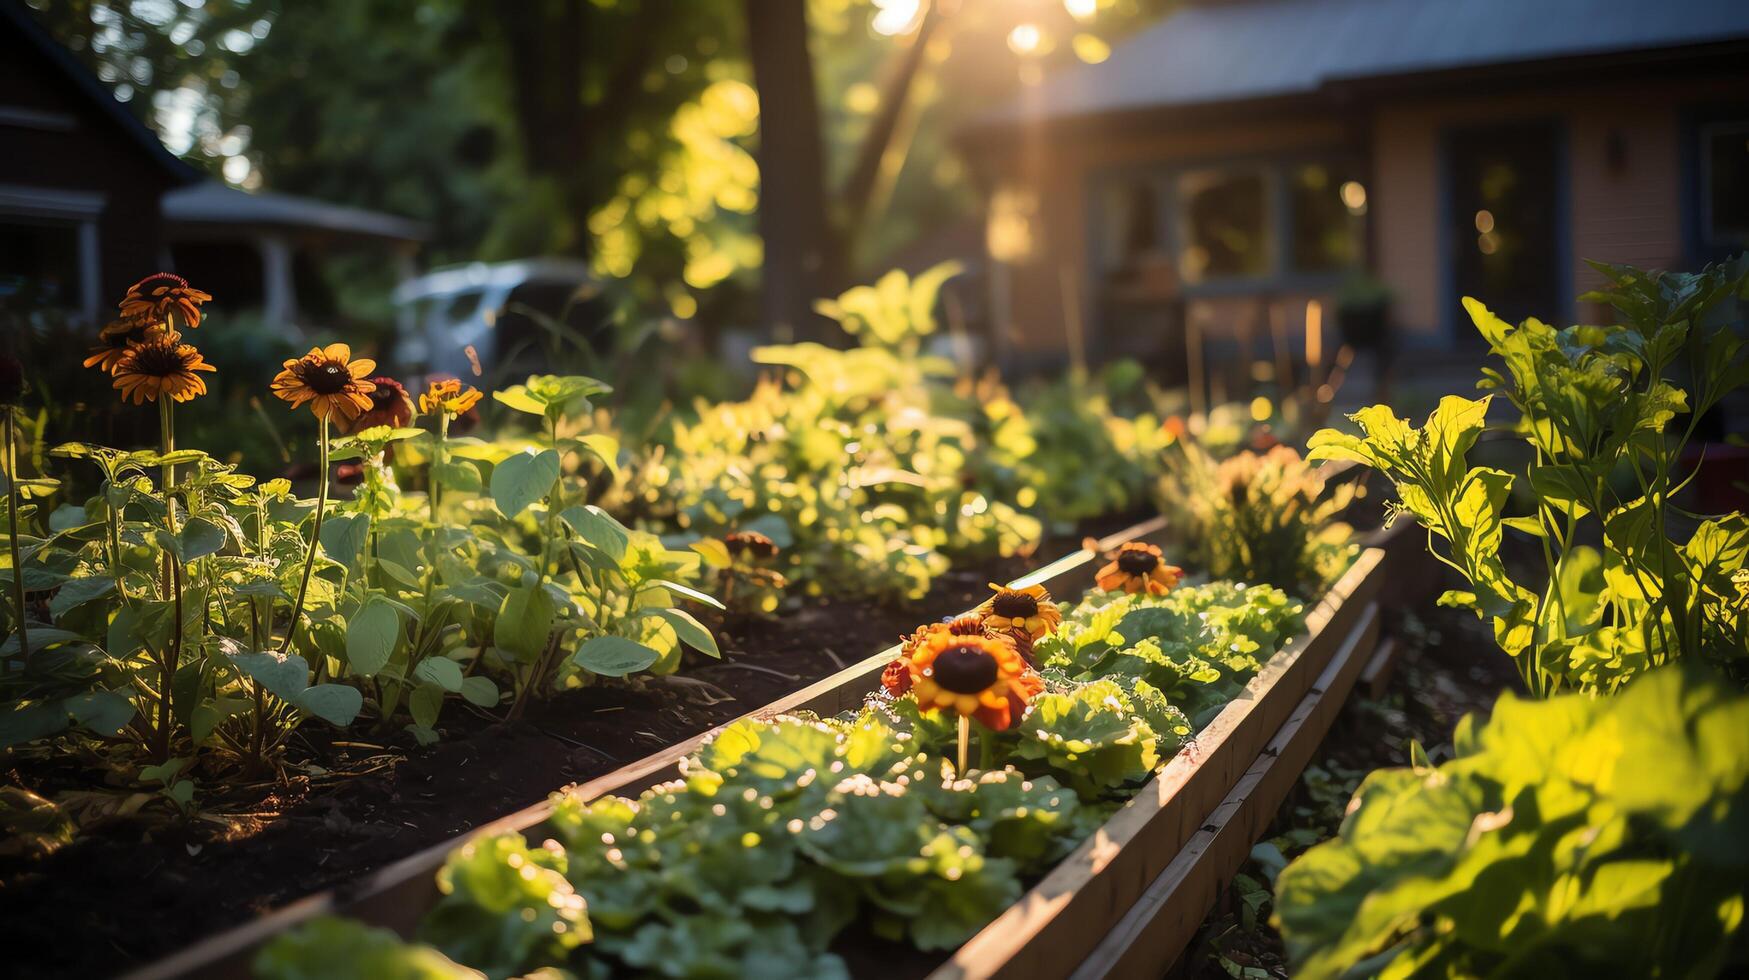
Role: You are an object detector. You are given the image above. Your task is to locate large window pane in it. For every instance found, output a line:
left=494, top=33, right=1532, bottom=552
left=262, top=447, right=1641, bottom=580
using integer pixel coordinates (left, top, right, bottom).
left=1096, top=178, right=1164, bottom=284
left=1704, top=122, right=1749, bottom=245
left=0, top=218, right=81, bottom=310
left=1290, top=162, right=1366, bottom=273
left=1177, top=168, right=1268, bottom=283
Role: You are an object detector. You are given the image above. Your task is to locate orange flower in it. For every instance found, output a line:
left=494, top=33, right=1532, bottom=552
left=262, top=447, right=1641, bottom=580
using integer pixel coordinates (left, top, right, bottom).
left=1095, top=542, right=1184, bottom=596
left=904, top=630, right=1040, bottom=731
left=978, top=583, right=1061, bottom=640
left=118, top=273, right=211, bottom=331
left=109, top=335, right=215, bottom=404
left=270, top=343, right=377, bottom=422
left=418, top=376, right=483, bottom=416
left=86, top=310, right=172, bottom=373
left=82, top=332, right=136, bottom=374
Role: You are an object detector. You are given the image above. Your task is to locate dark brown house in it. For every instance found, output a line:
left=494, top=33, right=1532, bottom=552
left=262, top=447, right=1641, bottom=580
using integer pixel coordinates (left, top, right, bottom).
left=0, top=1, right=425, bottom=329
left=964, top=0, right=1749, bottom=372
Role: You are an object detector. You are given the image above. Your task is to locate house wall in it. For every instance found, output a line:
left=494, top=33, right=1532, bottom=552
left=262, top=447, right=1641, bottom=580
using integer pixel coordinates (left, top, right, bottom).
left=0, top=27, right=182, bottom=318
left=983, top=69, right=1747, bottom=360
left=981, top=116, right=1355, bottom=361
left=1370, top=74, right=1743, bottom=343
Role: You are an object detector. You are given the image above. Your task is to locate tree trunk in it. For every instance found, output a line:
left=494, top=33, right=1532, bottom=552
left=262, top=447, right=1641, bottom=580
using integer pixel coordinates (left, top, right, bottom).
left=745, top=0, right=836, bottom=342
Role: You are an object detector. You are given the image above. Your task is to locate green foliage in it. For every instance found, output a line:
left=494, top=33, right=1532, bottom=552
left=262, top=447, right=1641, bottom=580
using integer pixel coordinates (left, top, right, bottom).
left=1158, top=441, right=1358, bottom=596
left=1037, top=581, right=1306, bottom=725
left=259, top=566, right=1308, bottom=975
left=640, top=268, right=1163, bottom=604
left=1273, top=665, right=1749, bottom=979
left=0, top=372, right=718, bottom=787
left=256, top=918, right=475, bottom=980
left=1309, top=258, right=1749, bottom=695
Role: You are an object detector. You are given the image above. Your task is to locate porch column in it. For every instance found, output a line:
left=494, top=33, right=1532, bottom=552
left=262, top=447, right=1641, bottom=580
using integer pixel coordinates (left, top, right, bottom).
left=259, top=233, right=296, bottom=327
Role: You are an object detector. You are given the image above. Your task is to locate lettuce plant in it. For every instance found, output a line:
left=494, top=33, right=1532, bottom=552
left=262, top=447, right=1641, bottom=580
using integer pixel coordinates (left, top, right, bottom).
left=1309, top=259, right=1749, bottom=695
left=1274, top=664, right=1749, bottom=979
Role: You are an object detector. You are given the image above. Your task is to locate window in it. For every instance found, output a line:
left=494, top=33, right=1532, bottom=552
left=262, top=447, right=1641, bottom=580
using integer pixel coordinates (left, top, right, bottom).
left=0, top=218, right=81, bottom=310
left=1091, top=156, right=1366, bottom=294
left=1177, top=168, right=1269, bottom=283
left=1095, top=179, right=1164, bottom=284
left=1289, top=162, right=1367, bottom=273
left=1702, top=121, right=1749, bottom=246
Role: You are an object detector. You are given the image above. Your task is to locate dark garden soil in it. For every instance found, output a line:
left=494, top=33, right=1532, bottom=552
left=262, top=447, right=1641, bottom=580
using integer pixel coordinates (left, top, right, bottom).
left=1181, top=603, right=1522, bottom=980
left=0, top=518, right=1141, bottom=980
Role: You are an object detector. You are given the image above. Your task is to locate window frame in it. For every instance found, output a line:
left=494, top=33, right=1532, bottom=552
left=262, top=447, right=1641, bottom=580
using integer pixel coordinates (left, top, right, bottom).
left=0, top=183, right=104, bottom=320
left=1086, top=149, right=1368, bottom=300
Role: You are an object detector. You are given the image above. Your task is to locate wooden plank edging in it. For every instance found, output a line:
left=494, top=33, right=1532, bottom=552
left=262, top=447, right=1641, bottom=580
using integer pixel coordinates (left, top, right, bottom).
left=929, top=547, right=1388, bottom=980
left=1067, top=602, right=1383, bottom=979
left=127, top=517, right=1172, bottom=980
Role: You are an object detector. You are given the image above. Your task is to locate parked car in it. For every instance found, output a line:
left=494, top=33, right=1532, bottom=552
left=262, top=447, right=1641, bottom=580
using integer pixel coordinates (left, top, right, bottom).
left=391, top=259, right=615, bottom=379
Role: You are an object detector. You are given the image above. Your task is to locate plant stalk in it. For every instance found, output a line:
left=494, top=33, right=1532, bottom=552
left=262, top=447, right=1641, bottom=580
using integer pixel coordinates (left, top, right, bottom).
left=281, top=416, right=331, bottom=654
left=4, top=410, right=26, bottom=664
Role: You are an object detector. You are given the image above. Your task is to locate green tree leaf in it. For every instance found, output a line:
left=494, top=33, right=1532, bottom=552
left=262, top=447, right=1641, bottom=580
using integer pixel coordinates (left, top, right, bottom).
left=489, top=449, right=560, bottom=518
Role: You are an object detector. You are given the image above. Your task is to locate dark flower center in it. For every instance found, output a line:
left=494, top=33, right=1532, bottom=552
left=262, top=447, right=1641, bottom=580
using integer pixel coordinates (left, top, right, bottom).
left=130, top=343, right=192, bottom=376
left=297, top=359, right=353, bottom=395
left=992, top=592, right=1037, bottom=619
left=932, top=643, right=999, bottom=694
left=1117, top=550, right=1160, bottom=575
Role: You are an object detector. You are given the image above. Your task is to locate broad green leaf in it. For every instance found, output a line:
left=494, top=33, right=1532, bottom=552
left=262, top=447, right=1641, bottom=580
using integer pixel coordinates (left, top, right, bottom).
left=489, top=449, right=560, bottom=518
left=294, top=684, right=362, bottom=726
left=459, top=675, right=499, bottom=708
left=572, top=635, right=660, bottom=677
left=230, top=651, right=310, bottom=701
left=414, top=657, right=465, bottom=693
left=318, top=512, right=371, bottom=574
left=650, top=608, right=720, bottom=658
left=409, top=681, right=444, bottom=729
left=431, top=460, right=482, bottom=494
left=560, top=504, right=630, bottom=563
left=494, top=585, right=556, bottom=663
left=345, top=599, right=400, bottom=677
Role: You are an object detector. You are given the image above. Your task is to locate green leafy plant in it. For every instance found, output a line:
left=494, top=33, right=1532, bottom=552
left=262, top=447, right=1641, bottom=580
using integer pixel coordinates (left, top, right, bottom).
left=1308, top=258, right=1749, bottom=695
left=1158, top=440, right=1359, bottom=597
left=1273, top=664, right=1749, bottom=979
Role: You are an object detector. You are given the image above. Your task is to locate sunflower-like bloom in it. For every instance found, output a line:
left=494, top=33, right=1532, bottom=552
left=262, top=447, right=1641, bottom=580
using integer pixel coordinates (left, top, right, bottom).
left=418, top=376, right=483, bottom=417
left=1095, top=542, right=1185, bottom=596
left=271, top=344, right=377, bottom=422
left=904, top=630, right=1041, bottom=732
left=978, top=583, right=1062, bottom=640
left=110, top=335, right=216, bottom=404
left=724, top=530, right=779, bottom=560
left=119, top=273, right=211, bottom=331
left=346, top=376, right=414, bottom=433
left=84, top=310, right=169, bottom=373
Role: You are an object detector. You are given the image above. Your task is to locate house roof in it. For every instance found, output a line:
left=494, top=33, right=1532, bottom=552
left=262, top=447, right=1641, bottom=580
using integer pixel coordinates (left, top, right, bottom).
left=8, top=0, right=427, bottom=246
left=980, top=0, right=1749, bottom=127
left=1, top=0, right=198, bottom=182
left=162, top=182, right=429, bottom=244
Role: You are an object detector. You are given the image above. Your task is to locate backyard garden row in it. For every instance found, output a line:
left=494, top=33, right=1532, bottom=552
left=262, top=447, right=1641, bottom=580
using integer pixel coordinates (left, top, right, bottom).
left=4, top=257, right=1749, bottom=979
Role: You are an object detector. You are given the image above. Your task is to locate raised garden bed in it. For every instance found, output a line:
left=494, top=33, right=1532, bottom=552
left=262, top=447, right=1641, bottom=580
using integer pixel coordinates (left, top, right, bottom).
left=131, top=517, right=1407, bottom=980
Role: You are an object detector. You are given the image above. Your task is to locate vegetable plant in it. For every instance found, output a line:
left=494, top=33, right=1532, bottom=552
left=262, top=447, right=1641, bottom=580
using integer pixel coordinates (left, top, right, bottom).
left=1308, top=258, right=1749, bottom=695
left=1274, top=664, right=1749, bottom=979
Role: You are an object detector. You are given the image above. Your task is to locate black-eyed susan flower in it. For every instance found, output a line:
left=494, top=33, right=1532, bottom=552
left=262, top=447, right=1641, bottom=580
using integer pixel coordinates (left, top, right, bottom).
left=418, top=376, right=483, bottom=417
left=904, top=630, right=1041, bottom=732
left=110, top=335, right=216, bottom=404
left=724, top=530, right=779, bottom=560
left=346, top=375, right=414, bottom=433
left=119, top=273, right=211, bottom=331
left=85, top=310, right=168, bottom=374
left=978, top=583, right=1061, bottom=641
left=1095, top=542, right=1184, bottom=596
left=270, top=344, right=377, bottom=423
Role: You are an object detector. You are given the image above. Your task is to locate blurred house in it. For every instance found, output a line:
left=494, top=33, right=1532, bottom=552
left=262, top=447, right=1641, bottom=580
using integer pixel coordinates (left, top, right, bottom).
left=964, top=0, right=1749, bottom=379
left=0, top=0, right=424, bottom=331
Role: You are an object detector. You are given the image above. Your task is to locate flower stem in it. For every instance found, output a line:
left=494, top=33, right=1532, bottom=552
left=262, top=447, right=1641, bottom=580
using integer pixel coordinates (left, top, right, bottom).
left=4, top=410, right=26, bottom=665
left=956, top=714, right=970, bottom=777
left=281, top=416, right=330, bottom=654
